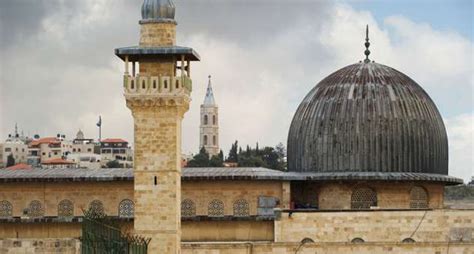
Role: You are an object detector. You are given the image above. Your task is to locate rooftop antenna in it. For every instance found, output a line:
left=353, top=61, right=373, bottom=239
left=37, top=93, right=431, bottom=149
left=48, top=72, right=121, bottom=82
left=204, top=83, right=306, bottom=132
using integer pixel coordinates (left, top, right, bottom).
left=364, top=25, right=371, bottom=63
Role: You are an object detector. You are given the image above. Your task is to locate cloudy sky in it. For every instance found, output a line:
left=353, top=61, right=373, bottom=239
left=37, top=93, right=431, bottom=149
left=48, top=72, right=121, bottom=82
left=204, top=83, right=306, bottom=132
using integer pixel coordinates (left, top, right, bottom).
left=0, top=0, right=472, bottom=181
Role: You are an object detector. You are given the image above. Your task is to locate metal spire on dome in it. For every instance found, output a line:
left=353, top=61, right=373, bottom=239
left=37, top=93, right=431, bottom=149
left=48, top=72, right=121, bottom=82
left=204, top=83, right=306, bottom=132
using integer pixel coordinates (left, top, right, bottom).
left=364, top=25, right=371, bottom=63
left=203, top=75, right=216, bottom=105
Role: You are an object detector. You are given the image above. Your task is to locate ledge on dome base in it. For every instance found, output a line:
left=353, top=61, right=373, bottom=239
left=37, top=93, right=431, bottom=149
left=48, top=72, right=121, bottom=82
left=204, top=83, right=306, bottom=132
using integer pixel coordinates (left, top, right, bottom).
left=139, top=18, right=177, bottom=25
left=114, top=46, right=200, bottom=62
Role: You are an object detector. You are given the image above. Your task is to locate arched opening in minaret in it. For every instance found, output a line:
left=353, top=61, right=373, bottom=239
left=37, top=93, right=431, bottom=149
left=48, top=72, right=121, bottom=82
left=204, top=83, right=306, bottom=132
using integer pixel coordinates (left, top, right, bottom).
left=204, top=115, right=208, bottom=125
left=213, top=135, right=216, bottom=146
left=204, top=135, right=208, bottom=145
left=212, top=115, right=216, bottom=125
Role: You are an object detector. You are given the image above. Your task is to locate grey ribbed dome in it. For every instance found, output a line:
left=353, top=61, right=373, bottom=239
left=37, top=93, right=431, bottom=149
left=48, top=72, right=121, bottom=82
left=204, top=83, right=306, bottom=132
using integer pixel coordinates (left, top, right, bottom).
left=287, top=62, right=448, bottom=175
left=141, top=0, right=175, bottom=22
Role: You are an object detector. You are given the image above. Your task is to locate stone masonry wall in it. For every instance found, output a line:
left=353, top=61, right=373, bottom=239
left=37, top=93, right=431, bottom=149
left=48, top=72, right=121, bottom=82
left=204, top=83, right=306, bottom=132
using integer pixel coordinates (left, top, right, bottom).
left=182, top=181, right=284, bottom=216
left=274, top=209, right=474, bottom=243
left=181, top=242, right=474, bottom=254
left=0, top=238, right=80, bottom=254
left=139, top=22, right=176, bottom=46
left=292, top=181, right=444, bottom=209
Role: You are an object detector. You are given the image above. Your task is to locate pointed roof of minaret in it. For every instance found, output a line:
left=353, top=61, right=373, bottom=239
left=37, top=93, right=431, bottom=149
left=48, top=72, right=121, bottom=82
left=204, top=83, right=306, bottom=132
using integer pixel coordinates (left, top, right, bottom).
left=203, top=75, right=216, bottom=105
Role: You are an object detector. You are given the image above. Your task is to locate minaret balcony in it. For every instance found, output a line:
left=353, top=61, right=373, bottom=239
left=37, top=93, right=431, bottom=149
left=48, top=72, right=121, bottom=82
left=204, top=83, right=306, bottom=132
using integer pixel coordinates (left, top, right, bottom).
left=123, top=74, right=192, bottom=97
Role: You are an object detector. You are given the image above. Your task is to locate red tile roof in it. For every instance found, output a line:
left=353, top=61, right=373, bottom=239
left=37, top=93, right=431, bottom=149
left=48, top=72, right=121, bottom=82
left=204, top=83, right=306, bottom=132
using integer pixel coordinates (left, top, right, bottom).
left=101, top=138, right=128, bottom=143
left=41, top=158, right=76, bottom=165
left=29, top=137, right=60, bottom=146
left=5, top=163, right=32, bottom=170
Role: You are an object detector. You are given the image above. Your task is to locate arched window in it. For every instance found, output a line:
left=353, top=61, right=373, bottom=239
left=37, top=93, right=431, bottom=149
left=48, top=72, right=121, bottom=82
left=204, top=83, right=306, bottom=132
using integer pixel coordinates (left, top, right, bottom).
left=131, top=80, right=134, bottom=89
left=175, top=80, right=179, bottom=89
left=233, top=199, right=249, bottom=216
left=153, top=80, right=157, bottom=89
left=204, top=115, right=208, bottom=125
left=351, top=187, right=377, bottom=209
left=118, top=199, right=134, bottom=218
left=212, top=115, right=216, bottom=125
left=28, top=200, right=44, bottom=218
left=0, top=200, right=12, bottom=218
left=164, top=80, right=168, bottom=89
left=89, top=200, right=104, bottom=215
left=402, top=238, right=416, bottom=243
left=410, top=186, right=428, bottom=209
left=351, top=237, right=365, bottom=243
left=204, top=135, right=208, bottom=146
left=58, top=199, right=74, bottom=218
left=142, top=80, right=146, bottom=89
left=181, top=199, right=196, bottom=217
left=213, top=136, right=216, bottom=146
left=208, top=199, right=224, bottom=216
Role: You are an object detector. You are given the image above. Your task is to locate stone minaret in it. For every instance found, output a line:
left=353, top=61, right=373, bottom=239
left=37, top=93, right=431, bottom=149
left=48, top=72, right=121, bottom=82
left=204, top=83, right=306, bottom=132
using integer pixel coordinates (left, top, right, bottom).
left=115, top=0, right=200, bottom=253
left=199, top=75, right=219, bottom=156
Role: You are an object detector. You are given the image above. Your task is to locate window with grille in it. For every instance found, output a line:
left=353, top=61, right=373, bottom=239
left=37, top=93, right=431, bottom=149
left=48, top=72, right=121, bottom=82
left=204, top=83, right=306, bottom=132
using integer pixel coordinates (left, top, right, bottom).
left=208, top=199, right=224, bottom=216
left=233, top=199, right=249, bottom=216
left=351, top=237, right=365, bottom=243
left=118, top=199, right=134, bottom=218
left=58, top=199, right=74, bottom=218
left=410, top=186, right=428, bottom=209
left=28, top=200, right=44, bottom=218
left=181, top=199, right=196, bottom=217
left=351, top=187, right=377, bottom=209
left=89, top=200, right=104, bottom=214
left=0, top=200, right=12, bottom=218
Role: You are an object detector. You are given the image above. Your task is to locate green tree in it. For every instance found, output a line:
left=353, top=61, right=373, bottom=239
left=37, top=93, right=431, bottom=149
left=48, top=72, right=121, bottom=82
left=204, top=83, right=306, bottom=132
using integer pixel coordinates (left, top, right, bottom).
left=105, top=160, right=121, bottom=168
left=227, top=141, right=239, bottom=163
left=225, top=142, right=287, bottom=171
left=209, top=154, right=224, bottom=167
left=187, top=147, right=210, bottom=167
left=6, top=154, right=15, bottom=167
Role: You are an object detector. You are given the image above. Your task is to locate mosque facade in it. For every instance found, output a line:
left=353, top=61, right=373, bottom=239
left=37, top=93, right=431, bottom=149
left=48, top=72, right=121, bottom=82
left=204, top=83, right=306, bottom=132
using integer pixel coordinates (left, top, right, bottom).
left=0, top=1, right=472, bottom=253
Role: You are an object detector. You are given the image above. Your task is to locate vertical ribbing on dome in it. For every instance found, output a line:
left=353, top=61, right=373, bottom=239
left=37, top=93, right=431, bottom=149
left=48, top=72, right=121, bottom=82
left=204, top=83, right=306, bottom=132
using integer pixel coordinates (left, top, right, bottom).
left=287, top=62, right=448, bottom=175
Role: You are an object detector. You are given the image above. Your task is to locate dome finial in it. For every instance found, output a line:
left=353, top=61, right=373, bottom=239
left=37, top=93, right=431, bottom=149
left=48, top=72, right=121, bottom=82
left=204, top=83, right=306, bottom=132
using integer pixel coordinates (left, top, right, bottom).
left=364, top=25, right=371, bottom=63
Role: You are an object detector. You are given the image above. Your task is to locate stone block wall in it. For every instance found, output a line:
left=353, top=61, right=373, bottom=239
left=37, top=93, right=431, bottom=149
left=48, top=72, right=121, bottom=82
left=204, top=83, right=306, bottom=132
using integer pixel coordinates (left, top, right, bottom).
left=182, top=181, right=285, bottom=216
left=181, top=242, right=474, bottom=254
left=0, top=182, right=132, bottom=217
left=292, top=181, right=444, bottom=209
left=139, top=22, right=176, bottom=46
left=0, top=238, right=80, bottom=254
left=274, top=209, right=474, bottom=243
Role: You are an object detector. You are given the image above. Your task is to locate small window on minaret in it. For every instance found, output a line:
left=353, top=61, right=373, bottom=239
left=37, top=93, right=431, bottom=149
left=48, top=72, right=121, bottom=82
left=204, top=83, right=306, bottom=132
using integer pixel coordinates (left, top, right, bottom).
left=131, top=80, right=135, bottom=89
left=153, top=80, right=157, bottom=89
left=142, top=80, right=145, bottom=89
left=176, top=80, right=179, bottom=89
left=164, top=80, right=168, bottom=89
left=204, top=135, right=208, bottom=145
left=204, top=115, right=208, bottom=125
left=213, top=115, right=216, bottom=125
left=213, top=136, right=216, bottom=145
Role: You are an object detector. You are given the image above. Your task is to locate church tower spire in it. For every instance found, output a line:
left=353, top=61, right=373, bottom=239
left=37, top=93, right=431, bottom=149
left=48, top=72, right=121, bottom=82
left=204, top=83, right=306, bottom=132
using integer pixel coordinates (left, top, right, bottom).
left=200, top=75, right=219, bottom=156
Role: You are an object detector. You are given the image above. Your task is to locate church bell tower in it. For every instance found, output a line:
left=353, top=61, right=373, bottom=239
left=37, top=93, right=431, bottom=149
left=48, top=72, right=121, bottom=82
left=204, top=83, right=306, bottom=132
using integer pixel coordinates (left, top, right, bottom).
left=199, top=75, right=219, bottom=156
left=115, top=0, right=200, bottom=253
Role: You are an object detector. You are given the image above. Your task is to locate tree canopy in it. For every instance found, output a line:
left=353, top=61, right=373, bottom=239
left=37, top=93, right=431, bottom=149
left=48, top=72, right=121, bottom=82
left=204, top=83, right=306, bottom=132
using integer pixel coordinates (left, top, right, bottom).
left=187, top=147, right=224, bottom=167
